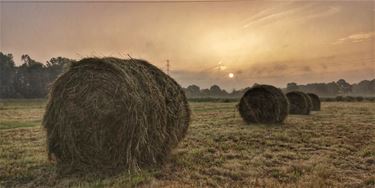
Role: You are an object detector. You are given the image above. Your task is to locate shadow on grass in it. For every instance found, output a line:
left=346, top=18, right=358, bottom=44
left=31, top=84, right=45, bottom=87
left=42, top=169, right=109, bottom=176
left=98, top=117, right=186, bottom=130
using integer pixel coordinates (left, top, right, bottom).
left=1, top=162, right=155, bottom=188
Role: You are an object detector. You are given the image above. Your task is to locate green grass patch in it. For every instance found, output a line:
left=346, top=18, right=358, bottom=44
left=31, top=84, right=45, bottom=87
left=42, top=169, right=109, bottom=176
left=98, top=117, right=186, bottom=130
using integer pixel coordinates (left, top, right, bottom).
left=0, top=121, right=40, bottom=130
left=0, top=99, right=46, bottom=110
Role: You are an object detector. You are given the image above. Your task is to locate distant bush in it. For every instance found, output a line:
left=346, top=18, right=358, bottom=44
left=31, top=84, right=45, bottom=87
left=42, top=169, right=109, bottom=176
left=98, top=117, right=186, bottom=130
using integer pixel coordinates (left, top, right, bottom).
left=344, top=96, right=355, bottom=102
left=327, top=98, right=336, bottom=102
left=188, top=98, right=239, bottom=103
left=336, top=96, right=344, bottom=102
left=322, top=96, right=374, bottom=102
left=356, top=96, right=364, bottom=102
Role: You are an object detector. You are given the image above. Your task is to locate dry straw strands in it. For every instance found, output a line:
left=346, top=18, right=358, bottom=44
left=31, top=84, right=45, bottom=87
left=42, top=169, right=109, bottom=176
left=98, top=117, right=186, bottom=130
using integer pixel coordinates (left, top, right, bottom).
left=238, top=85, right=289, bottom=124
left=307, top=93, right=321, bottom=111
left=43, top=57, right=190, bottom=174
left=286, top=91, right=311, bottom=115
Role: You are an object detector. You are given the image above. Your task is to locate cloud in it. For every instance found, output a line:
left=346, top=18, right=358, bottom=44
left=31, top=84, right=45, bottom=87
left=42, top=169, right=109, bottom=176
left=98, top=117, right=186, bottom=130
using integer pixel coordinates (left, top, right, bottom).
left=242, top=4, right=340, bottom=29
left=242, top=4, right=312, bottom=28
left=303, top=6, right=341, bottom=21
left=332, top=32, right=375, bottom=45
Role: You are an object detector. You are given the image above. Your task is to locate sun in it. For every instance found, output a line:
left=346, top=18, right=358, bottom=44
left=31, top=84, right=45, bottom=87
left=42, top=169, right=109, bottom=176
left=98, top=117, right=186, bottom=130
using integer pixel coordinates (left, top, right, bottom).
left=228, top=73, right=234, bottom=78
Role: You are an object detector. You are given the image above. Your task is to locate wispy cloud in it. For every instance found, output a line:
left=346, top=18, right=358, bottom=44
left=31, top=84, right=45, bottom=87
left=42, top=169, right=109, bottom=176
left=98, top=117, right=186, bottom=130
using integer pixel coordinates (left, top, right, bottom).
left=303, top=6, right=341, bottom=21
left=333, top=32, right=375, bottom=45
left=242, top=3, right=312, bottom=28
left=242, top=4, right=340, bottom=29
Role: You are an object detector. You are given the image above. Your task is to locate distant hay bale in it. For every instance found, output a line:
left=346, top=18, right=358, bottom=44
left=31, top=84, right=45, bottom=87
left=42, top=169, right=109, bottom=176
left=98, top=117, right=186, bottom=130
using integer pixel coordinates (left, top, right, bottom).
left=307, top=93, right=321, bottom=111
left=43, top=57, right=191, bottom=174
left=286, top=91, right=311, bottom=115
left=238, top=85, right=289, bottom=124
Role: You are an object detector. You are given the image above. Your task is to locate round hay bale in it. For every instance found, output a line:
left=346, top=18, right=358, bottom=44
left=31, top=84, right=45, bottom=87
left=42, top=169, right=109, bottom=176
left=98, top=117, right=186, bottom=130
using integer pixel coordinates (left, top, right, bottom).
left=307, top=93, right=321, bottom=111
left=286, top=91, right=311, bottom=115
left=43, top=57, right=191, bottom=173
left=238, top=85, right=289, bottom=124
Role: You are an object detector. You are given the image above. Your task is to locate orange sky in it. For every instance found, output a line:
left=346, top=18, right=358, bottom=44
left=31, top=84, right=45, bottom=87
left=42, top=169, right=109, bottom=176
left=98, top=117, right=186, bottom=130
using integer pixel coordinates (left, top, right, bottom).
left=0, top=0, right=374, bottom=90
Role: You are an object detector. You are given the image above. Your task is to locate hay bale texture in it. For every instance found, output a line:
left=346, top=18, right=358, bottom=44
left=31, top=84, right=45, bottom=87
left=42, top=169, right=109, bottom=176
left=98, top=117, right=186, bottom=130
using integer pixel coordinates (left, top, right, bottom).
left=286, top=91, right=311, bottom=115
left=238, top=85, right=289, bottom=124
left=43, top=57, right=191, bottom=173
left=306, top=94, right=313, bottom=111
left=307, top=93, right=321, bottom=111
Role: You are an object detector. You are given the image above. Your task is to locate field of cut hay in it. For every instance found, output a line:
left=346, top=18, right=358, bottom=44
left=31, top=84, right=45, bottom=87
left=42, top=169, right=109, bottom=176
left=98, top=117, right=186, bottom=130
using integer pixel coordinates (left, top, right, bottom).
left=0, top=100, right=374, bottom=187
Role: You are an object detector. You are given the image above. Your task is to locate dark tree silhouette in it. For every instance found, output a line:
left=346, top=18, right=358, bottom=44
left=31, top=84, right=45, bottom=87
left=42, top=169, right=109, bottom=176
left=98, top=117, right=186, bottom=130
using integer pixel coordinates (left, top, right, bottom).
left=45, top=57, right=74, bottom=82
left=0, top=52, right=75, bottom=99
left=0, top=53, right=16, bottom=98
left=352, top=79, right=375, bottom=95
left=15, top=55, right=48, bottom=98
left=336, top=79, right=352, bottom=94
left=185, top=84, right=200, bottom=97
left=286, top=82, right=298, bottom=92
left=209, top=85, right=222, bottom=96
left=0, top=51, right=374, bottom=99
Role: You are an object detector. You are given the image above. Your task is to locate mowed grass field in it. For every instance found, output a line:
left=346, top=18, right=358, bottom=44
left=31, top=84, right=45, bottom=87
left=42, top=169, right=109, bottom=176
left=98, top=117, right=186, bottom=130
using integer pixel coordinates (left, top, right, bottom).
left=0, top=100, right=374, bottom=187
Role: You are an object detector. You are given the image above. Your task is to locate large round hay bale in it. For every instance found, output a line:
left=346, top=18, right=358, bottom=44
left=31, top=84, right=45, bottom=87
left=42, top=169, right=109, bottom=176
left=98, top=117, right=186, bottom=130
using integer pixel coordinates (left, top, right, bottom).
left=307, top=93, right=321, bottom=111
left=238, top=85, right=289, bottom=124
left=43, top=57, right=191, bottom=173
left=286, top=91, right=311, bottom=115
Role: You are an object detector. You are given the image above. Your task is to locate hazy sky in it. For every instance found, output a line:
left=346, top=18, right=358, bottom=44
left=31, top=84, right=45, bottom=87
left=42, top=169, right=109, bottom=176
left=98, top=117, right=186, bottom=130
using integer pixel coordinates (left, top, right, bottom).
left=0, top=0, right=374, bottom=90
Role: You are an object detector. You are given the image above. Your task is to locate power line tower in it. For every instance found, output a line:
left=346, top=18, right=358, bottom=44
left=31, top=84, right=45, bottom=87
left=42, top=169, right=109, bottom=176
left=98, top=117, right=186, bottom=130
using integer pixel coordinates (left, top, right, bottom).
left=166, top=59, right=170, bottom=75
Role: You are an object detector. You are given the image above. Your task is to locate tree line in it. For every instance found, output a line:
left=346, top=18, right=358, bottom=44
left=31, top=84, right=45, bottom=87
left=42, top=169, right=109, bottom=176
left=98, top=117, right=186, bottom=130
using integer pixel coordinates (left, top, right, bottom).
left=0, top=52, right=74, bottom=98
left=1, top=52, right=374, bottom=99
left=184, top=79, right=375, bottom=98
left=285, top=79, right=375, bottom=97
